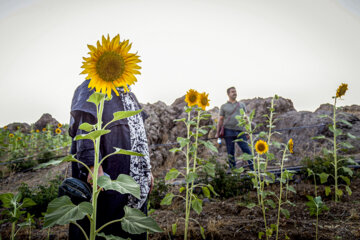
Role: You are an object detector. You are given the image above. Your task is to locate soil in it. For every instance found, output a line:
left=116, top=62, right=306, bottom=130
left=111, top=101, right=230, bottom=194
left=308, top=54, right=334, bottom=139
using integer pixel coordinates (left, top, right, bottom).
left=0, top=162, right=359, bottom=240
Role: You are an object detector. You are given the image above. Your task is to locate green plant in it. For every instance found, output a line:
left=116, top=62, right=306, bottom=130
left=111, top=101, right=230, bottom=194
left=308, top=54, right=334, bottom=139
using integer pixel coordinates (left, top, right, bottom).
left=306, top=196, right=329, bottom=240
left=0, top=192, right=36, bottom=240
left=200, top=159, right=252, bottom=199
left=149, top=178, right=169, bottom=209
left=17, top=213, right=35, bottom=240
left=41, top=92, right=162, bottom=240
left=17, top=176, right=62, bottom=217
left=161, top=90, right=217, bottom=240
left=312, top=83, right=357, bottom=202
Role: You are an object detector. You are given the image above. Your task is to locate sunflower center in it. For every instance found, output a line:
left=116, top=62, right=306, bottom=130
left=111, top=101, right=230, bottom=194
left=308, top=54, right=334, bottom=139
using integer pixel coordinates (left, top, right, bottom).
left=257, top=143, right=265, bottom=152
left=96, top=51, right=125, bottom=82
left=189, top=94, right=197, bottom=103
left=201, top=97, right=208, bottom=105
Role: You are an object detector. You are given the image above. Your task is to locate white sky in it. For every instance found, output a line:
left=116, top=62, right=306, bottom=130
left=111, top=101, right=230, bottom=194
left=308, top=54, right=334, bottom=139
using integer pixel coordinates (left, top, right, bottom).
left=0, top=0, right=359, bottom=126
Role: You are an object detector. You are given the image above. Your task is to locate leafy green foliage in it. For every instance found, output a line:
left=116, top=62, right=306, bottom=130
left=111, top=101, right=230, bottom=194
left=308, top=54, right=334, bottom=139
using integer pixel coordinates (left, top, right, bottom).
left=199, top=159, right=252, bottom=199
left=17, top=176, right=62, bottom=217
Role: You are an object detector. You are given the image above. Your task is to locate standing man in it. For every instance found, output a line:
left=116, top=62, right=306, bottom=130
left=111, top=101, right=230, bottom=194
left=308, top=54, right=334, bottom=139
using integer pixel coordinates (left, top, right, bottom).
left=216, top=87, right=253, bottom=170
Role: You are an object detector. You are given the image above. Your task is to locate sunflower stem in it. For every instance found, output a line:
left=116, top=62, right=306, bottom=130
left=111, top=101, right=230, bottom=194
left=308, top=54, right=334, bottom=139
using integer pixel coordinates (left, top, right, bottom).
left=89, top=95, right=105, bottom=240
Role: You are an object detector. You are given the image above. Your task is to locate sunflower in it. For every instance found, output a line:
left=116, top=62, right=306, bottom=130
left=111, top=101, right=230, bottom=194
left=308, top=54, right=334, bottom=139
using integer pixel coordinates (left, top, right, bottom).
left=288, top=138, right=294, bottom=154
left=17, top=137, right=21, bottom=141
left=81, top=34, right=141, bottom=98
left=55, top=128, right=62, bottom=134
left=36, top=129, right=40, bottom=133
left=255, top=140, right=268, bottom=155
left=185, top=89, right=199, bottom=107
left=198, top=92, right=210, bottom=110
left=42, top=128, right=47, bottom=132
left=336, top=83, right=348, bottom=98
left=9, top=133, right=14, bottom=138
left=3, top=126, right=8, bottom=130
left=57, top=123, right=62, bottom=128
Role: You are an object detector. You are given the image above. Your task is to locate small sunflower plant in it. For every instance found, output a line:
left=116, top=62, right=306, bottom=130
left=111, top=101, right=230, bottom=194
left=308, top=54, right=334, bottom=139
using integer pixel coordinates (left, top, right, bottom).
left=312, top=83, right=358, bottom=202
left=235, top=95, right=296, bottom=240
left=41, top=35, right=162, bottom=240
left=161, top=89, right=218, bottom=240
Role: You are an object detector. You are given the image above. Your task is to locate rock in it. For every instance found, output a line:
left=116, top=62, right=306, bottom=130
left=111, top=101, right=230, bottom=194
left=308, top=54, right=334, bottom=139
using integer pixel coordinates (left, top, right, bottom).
left=5, top=122, right=31, bottom=133
left=34, top=113, right=60, bottom=131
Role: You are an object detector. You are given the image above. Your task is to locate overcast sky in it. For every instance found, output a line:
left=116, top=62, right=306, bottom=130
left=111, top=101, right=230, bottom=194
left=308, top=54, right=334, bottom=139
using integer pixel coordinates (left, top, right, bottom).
left=0, top=0, right=359, bottom=126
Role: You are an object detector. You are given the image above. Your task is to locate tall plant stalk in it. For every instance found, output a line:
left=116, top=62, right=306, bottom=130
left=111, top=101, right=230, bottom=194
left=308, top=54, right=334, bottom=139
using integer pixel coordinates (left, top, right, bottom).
left=332, top=98, right=339, bottom=202
left=275, top=147, right=287, bottom=240
left=184, top=110, right=192, bottom=240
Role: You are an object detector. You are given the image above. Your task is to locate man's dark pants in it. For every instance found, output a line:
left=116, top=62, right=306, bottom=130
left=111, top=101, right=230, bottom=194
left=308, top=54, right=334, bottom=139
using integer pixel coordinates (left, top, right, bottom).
left=224, top=128, right=253, bottom=170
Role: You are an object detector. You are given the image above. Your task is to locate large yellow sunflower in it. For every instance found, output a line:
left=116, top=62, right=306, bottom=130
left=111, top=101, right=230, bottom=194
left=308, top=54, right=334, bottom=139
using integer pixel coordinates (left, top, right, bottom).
left=185, top=89, right=199, bottom=107
left=255, top=140, right=268, bottom=155
left=81, top=34, right=141, bottom=98
left=336, top=83, right=348, bottom=99
left=55, top=128, right=62, bottom=134
left=198, top=92, right=210, bottom=110
left=288, top=138, right=294, bottom=154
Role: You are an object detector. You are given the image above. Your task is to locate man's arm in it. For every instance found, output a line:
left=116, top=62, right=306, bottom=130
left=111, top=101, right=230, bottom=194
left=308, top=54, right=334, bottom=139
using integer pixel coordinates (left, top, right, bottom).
left=216, top=115, right=224, bottom=138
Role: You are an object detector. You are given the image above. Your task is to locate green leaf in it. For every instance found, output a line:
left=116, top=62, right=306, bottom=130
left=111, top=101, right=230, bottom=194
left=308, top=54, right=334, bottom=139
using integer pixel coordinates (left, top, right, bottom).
left=232, top=167, right=244, bottom=175
left=172, top=223, right=177, bottom=235
left=160, top=193, right=174, bottom=205
left=174, top=118, right=186, bottom=122
left=122, top=206, right=163, bottom=234
left=177, top=137, right=190, bottom=148
left=198, top=140, right=218, bottom=153
left=318, top=114, right=330, bottom=119
left=165, top=168, right=180, bottom=181
left=185, top=172, right=198, bottom=184
left=280, top=208, right=290, bottom=219
left=74, top=130, right=110, bottom=141
left=340, top=167, right=353, bottom=177
left=179, top=187, right=185, bottom=193
left=169, top=148, right=181, bottom=153
left=34, top=155, right=74, bottom=169
left=202, top=187, right=210, bottom=198
left=98, top=175, right=140, bottom=199
left=207, top=184, right=218, bottom=196
left=112, top=110, right=143, bottom=122
left=240, top=153, right=253, bottom=161
left=339, top=176, right=350, bottom=186
left=243, top=202, right=256, bottom=209
left=97, top=232, right=129, bottom=240
left=43, top=196, right=93, bottom=228
left=329, top=126, right=342, bottom=137
left=345, top=186, right=352, bottom=196
left=286, top=186, right=296, bottom=194
left=203, top=163, right=215, bottom=177
left=325, top=186, right=331, bottom=196
left=346, top=132, right=357, bottom=139
left=312, top=135, right=326, bottom=140
left=335, top=189, right=343, bottom=197
left=322, top=148, right=333, bottom=155
left=272, top=141, right=281, bottom=149
left=265, top=199, right=276, bottom=209
left=285, top=200, right=296, bottom=207
left=79, top=123, right=95, bottom=132
left=338, top=119, right=352, bottom=127
left=258, top=231, right=265, bottom=239
left=307, top=168, right=314, bottom=176
left=339, top=142, right=354, bottom=149
left=0, top=193, right=14, bottom=208
left=21, top=198, right=36, bottom=208
left=112, top=148, right=144, bottom=157
left=87, top=92, right=105, bottom=107
left=318, top=172, right=329, bottom=184
left=200, top=226, right=205, bottom=239
left=191, top=198, right=203, bottom=215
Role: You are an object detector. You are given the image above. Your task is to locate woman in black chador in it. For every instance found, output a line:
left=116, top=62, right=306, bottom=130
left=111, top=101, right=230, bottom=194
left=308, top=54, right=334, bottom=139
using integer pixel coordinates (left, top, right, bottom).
left=68, top=79, right=152, bottom=240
